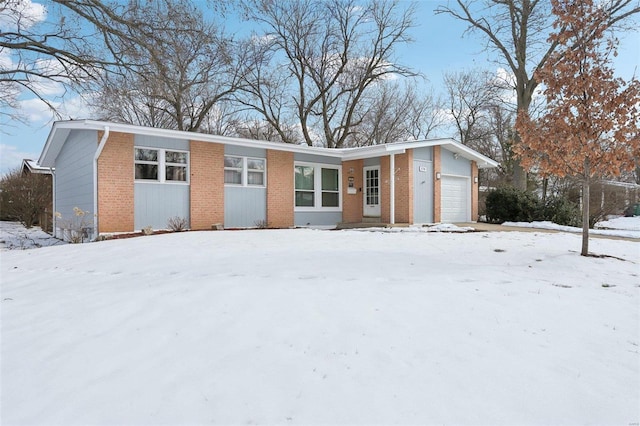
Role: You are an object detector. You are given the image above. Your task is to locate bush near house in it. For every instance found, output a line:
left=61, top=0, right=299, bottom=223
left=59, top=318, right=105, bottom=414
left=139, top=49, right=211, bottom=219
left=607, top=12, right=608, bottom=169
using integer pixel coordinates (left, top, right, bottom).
left=485, top=187, right=540, bottom=223
left=485, top=187, right=581, bottom=227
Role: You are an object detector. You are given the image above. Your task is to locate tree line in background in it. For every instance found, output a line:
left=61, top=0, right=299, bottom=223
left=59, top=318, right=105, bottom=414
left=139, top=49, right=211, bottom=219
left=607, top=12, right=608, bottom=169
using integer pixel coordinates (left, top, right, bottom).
left=1, top=0, right=639, bottom=254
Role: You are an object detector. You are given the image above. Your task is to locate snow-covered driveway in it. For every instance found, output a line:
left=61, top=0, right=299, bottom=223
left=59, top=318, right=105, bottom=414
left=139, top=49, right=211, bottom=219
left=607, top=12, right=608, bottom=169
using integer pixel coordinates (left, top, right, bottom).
left=1, top=229, right=639, bottom=425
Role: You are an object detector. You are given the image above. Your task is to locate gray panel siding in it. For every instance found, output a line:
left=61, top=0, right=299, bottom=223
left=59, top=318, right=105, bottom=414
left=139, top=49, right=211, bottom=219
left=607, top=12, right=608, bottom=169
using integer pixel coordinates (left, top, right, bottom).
left=55, top=129, right=97, bottom=222
left=295, top=211, right=342, bottom=227
left=363, top=157, right=380, bottom=167
left=441, top=148, right=471, bottom=176
left=224, top=187, right=267, bottom=228
left=134, top=183, right=190, bottom=230
left=413, top=147, right=433, bottom=161
left=225, top=145, right=266, bottom=158
left=413, top=160, right=433, bottom=223
left=135, top=134, right=189, bottom=151
left=295, top=153, right=341, bottom=165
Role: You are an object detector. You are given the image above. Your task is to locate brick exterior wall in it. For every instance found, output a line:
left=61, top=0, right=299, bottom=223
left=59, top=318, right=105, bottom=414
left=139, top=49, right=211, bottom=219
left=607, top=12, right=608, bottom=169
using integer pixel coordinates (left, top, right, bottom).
left=341, top=159, right=363, bottom=223
left=394, top=151, right=414, bottom=223
left=433, top=145, right=442, bottom=223
left=190, top=141, right=224, bottom=230
left=380, top=156, right=390, bottom=223
left=471, top=160, right=479, bottom=222
left=97, top=131, right=134, bottom=233
left=267, top=150, right=294, bottom=228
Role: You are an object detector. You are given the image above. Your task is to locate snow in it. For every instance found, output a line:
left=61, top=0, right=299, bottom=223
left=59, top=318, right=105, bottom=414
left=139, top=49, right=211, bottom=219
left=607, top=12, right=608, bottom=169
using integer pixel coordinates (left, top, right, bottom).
left=0, top=221, right=67, bottom=251
left=596, top=215, right=640, bottom=231
left=1, top=227, right=639, bottom=425
left=352, top=223, right=475, bottom=233
left=504, top=220, right=640, bottom=239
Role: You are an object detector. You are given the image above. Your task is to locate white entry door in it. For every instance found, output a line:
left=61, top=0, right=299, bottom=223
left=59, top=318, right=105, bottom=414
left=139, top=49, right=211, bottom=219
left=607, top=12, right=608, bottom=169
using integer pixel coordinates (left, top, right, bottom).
left=363, top=166, right=381, bottom=217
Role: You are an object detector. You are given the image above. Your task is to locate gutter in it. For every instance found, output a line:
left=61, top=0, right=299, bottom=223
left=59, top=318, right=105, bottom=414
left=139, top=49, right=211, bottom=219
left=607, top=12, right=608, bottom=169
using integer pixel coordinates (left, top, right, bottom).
left=93, top=126, right=110, bottom=239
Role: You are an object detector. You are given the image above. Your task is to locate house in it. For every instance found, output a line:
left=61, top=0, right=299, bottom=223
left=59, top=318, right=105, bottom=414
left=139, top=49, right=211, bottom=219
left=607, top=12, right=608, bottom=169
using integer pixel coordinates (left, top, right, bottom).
left=20, top=159, right=53, bottom=232
left=37, top=120, right=498, bottom=238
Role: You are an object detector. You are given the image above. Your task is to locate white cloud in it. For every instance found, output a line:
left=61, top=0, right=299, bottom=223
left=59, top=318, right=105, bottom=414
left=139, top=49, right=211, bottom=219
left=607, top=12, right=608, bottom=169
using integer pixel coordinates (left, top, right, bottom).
left=0, top=143, right=38, bottom=175
left=0, top=0, right=47, bottom=31
left=18, top=92, right=93, bottom=124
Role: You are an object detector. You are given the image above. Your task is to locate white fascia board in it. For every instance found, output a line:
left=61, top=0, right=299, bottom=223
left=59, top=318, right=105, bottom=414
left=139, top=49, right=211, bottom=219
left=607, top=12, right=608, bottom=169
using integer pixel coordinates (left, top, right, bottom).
left=38, top=120, right=500, bottom=168
left=38, top=124, right=71, bottom=167
left=439, top=141, right=500, bottom=169
left=43, top=120, right=345, bottom=159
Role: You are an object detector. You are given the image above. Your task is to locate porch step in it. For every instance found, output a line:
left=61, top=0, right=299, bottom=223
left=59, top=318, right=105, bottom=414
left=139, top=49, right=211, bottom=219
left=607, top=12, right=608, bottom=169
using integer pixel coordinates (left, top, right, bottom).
left=335, top=222, right=410, bottom=230
left=362, top=216, right=382, bottom=223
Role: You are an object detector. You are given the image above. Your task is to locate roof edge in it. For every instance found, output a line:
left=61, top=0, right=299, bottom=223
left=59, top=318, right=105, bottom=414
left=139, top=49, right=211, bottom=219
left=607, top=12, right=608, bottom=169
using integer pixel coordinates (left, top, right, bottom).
left=38, top=120, right=499, bottom=168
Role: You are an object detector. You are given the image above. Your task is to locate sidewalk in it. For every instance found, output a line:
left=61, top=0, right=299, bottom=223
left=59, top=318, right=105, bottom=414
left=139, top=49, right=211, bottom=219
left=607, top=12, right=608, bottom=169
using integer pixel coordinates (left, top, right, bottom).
left=455, top=222, right=640, bottom=242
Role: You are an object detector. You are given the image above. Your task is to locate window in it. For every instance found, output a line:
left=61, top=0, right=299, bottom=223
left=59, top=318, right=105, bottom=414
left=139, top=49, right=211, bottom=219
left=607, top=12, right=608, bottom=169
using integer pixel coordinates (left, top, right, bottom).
left=321, top=168, right=339, bottom=207
left=165, top=151, right=188, bottom=181
left=224, top=156, right=266, bottom=187
left=135, top=148, right=158, bottom=180
left=295, top=165, right=315, bottom=207
left=224, top=156, right=243, bottom=184
left=135, top=148, right=188, bottom=183
left=294, top=163, right=341, bottom=211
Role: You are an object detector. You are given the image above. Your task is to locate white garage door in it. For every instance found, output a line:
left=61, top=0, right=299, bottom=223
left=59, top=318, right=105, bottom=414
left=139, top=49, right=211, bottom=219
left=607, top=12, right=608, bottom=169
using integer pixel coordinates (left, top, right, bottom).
left=441, top=175, right=470, bottom=223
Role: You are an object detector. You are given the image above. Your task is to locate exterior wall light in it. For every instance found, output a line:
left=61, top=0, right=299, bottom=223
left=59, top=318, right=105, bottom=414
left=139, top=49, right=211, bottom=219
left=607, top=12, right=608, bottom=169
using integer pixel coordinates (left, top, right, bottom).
left=436, top=172, right=441, bottom=180
left=474, top=176, right=478, bottom=183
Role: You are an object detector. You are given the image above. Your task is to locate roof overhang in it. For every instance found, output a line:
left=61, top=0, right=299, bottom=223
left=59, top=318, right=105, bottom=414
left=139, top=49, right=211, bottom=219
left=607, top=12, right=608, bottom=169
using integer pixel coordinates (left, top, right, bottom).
left=340, top=139, right=499, bottom=168
left=22, top=159, right=53, bottom=174
left=38, top=120, right=499, bottom=169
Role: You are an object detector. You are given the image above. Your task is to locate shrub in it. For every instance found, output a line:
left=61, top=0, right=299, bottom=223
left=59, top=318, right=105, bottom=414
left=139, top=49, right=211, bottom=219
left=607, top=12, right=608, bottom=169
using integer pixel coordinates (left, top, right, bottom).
left=485, top=187, right=540, bottom=223
left=56, top=207, right=93, bottom=243
left=486, top=187, right=582, bottom=227
left=540, top=196, right=581, bottom=227
left=167, top=216, right=188, bottom=232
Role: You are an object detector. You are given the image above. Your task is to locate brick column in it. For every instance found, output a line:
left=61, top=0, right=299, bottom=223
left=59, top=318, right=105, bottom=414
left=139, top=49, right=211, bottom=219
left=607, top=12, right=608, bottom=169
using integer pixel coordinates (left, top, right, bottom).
left=267, top=150, right=294, bottom=228
left=394, top=151, right=414, bottom=224
left=433, top=145, right=442, bottom=223
left=342, top=159, right=363, bottom=223
left=97, top=131, right=134, bottom=233
left=380, top=156, right=390, bottom=223
left=190, top=141, right=224, bottom=230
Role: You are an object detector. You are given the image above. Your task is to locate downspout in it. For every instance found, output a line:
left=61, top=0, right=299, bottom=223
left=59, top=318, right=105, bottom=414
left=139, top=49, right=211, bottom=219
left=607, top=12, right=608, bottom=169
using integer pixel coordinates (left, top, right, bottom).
left=93, top=126, right=110, bottom=240
left=50, top=167, right=56, bottom=237
left=389, top=153, right=395, bottom=225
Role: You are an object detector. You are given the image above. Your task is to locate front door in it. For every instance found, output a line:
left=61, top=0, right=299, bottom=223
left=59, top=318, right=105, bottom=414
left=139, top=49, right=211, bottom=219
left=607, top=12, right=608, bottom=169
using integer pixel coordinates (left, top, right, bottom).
left=363, top=166, right=381, bottom=217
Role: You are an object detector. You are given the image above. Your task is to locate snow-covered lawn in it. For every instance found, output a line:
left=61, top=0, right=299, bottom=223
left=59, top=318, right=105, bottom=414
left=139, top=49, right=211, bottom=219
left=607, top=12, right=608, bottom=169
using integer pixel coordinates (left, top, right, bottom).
left=0, top=221, right=66, bottom=251
left=596, top=215, right=640, bottom=231
left=1, top=228, right=639, bottom=425
left=504, top=218, right=640, bottom=239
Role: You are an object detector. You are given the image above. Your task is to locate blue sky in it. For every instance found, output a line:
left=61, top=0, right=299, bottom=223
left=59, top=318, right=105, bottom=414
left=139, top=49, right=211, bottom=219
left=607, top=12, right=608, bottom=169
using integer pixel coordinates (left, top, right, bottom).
left=1, top=0, right=638, bottom=174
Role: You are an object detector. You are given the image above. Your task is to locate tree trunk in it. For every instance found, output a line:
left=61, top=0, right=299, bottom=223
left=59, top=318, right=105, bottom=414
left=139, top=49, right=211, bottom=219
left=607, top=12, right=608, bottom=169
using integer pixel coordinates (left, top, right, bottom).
left=581, top=175, right=590, bottom=257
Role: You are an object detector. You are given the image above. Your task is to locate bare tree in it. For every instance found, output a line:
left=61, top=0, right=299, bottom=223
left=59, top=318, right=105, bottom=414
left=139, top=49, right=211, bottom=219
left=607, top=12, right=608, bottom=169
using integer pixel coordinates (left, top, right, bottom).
left=436, top=0, right=640, bottom=190
left=444, top=69, right=498, bottom=147
left=0, top=168, right=51, bottom=228
left=87, top=0, right=241, bottom=133
left=443, top=69, right=518, bottom=187
left=351, top=80, right=445, bottom=146
left=0, top=0, right=102, bottom=124
left=236, top=0, right=418, bottom=148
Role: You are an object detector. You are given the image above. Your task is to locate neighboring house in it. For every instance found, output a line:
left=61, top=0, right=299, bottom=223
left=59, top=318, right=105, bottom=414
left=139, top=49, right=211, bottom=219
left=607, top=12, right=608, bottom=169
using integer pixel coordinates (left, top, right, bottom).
left=37, top=120, right=498, bottom=238
left=21, top=159, right=53, bottom=232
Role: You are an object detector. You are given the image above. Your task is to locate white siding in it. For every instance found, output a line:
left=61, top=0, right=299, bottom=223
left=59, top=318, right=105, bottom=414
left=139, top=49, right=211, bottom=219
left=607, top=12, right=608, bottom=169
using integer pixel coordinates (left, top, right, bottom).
left=54, top=130, right=97, bottom=225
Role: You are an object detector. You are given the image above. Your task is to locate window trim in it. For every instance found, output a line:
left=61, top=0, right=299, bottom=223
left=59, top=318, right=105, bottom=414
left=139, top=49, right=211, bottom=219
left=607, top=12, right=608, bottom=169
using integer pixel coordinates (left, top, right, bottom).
left=224, top=155, right=267, bottom=188
left=294, top=162, right=342, bottom=212
left=134, top=147, right=189, bottom=184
